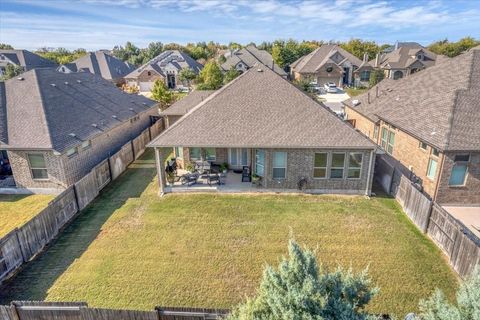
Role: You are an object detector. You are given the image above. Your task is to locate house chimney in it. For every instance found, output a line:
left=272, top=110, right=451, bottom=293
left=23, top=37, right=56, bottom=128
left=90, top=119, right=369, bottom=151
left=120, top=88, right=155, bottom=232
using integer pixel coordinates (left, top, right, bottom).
left=363, top=53, right=368, bottom=62
left=375, top=53, right=380, bottom=67
left=395, top=41, right=399, bottom=50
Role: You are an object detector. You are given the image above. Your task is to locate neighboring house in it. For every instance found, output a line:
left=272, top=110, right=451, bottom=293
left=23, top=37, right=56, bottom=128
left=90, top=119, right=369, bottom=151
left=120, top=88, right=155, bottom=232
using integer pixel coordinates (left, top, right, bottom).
left=370, top=42, right=440, bottom=80
left=0, top=49, right=57, bottom=75
left=221, top=45, right=287, bottom=78
left=124, top=50, right=203, bottom=92
left=149, top=67, right=376, bottom=195
left=57, top=51, right=135, bottom=85
left=161, top=90, right=215, bottom=128
left=343, top=46, right=480, bottom=205
left=290, top=44, right=367, bottom=87
left=0, top=69, right=158, bottom=193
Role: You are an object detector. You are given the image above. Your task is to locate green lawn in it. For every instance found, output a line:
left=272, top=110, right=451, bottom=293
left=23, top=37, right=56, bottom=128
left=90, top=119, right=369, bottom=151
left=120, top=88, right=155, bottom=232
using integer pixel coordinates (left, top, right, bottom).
left=0, top=150, right=458, bottom=317
left=345, top=87, right=369, bottom=97
left=0, top=194, right=55, bottom=237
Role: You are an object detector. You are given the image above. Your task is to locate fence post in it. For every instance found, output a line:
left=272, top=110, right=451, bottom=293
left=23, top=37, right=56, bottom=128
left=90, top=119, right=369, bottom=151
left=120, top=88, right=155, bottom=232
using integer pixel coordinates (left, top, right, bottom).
left=14, top=229, right=26, bottom=263
left=10, top=303, right=21, bottom=320
left=130, top=140, right=136, bottom=160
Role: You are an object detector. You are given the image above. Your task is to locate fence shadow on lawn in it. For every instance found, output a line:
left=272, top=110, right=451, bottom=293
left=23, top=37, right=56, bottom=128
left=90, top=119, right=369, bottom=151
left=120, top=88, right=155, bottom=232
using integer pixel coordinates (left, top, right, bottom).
left=0, top=153, right=157, bottom=304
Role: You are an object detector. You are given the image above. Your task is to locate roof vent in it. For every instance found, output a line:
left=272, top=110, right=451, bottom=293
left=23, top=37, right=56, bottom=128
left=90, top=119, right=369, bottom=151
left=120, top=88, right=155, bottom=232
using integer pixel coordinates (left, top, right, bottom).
left=142, top=102, right=147, bottom=106
left=50, top=83, right=56, bottom=87
left=112, top=115, right=117, bottom=118
left=17, top=77, right=24, bottom=81
left=257, top=68, right=263, bottom=72
left=77, top=80, right=82, bottom=83
left=92, top=123, right=98, bottom=127
left=395, top=96, right=400, bottom=101
left=352, top=99, right=360, bottom=106
left=129, top=108, right=135, bottom=111
left=68, top=133, right=76, bottom=137
left=64, top=81, right=69, bottom=85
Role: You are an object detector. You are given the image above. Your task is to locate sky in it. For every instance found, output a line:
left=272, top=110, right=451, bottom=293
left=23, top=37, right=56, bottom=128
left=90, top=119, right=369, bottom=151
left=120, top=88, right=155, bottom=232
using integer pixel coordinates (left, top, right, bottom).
left=0, top=0, right=479, bottom=50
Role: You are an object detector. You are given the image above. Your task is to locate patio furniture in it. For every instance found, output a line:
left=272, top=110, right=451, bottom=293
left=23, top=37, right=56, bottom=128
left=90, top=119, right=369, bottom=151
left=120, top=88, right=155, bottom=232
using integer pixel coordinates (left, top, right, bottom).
left=241, top=166, right=251, bottom=182
left=194, top=160, right=211, bottom=174
left=207, top=173, right=221, bottom=186
left=180, top=172, right=200, bottom=186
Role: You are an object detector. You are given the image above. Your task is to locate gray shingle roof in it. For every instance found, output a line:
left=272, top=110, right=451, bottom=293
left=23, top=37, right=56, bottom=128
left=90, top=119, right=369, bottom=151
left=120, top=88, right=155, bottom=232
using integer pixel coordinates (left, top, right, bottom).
left=370, top=43, right=438, bottom=69
left=124, top=50, right=203, bottom=79
left=161, top=90, right=215, bottom=116
left=344, top=47, right=480, bottom=151
left=290, top=44, right=364, bottom=74
left=0, top=50, right=58, bottom=70
left=221, top=45, right=287, bottom=77
left=59, top=51, right=135, bottom=81
left=149, top=67, right=375, bottom=149
left=0, top=69, right=157, bottom=153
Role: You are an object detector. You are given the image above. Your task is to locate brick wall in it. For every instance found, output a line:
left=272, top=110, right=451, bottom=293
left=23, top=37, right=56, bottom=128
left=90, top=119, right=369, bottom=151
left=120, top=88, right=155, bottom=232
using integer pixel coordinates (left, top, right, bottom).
left=165, top=115, right=182, bottom=128
left=344, top=107, right=378, bottom=141
left=436, top=152, right=480, bottom=205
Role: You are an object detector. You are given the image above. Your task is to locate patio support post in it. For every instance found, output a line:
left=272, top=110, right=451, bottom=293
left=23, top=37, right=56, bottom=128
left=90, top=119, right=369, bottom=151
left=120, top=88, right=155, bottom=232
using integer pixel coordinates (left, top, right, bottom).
left=155, top=147, right=167, bottom=195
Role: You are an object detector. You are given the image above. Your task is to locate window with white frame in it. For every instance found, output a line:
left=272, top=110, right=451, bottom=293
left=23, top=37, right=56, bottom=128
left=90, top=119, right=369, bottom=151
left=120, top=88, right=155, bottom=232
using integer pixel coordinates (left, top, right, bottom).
left=360, top=71, right=370, bottom=81
left=347, top=153, right=363, bottom=178
left=381, top=128, right=395, bottom=155
left=204, top=148, right=216, bottom=161
left=431, top=148, right=439, bottom=157
left=189, top=147, right=201, bottom=160
left=313, top=152, right=328, bottom=178
left=229, top=148, right=248, bottom=166
left=419, top=142, right=427, bottom=150
left=272, top=152, right=287, bottom=179
left=330, top=153, right=345, bottom=178
left=27, top=153, right=48, bottom=180
left=81, top=140, right=91, bottom=150
left=174, top=147, right=183, bottom=159
left=426, top=158, right=438, bottom=180
left=449, top=154, right=469, bottom=186
left=66, top=147, right=77, bottom=157
left=255, top=149, right=265, bottom=177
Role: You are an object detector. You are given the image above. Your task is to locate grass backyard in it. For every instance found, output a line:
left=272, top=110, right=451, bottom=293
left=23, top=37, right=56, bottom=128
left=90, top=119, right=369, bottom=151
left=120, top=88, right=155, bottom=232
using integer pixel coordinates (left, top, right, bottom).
left=0, top=150, right=458, bottom=317
left=0, top=194, right=55, bottom=237
left=345, top=87, right=369, bottom=97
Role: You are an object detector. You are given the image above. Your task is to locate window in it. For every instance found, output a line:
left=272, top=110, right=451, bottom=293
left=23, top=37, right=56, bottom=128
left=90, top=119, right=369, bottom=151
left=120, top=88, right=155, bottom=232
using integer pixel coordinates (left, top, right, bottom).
left=330, top=153, right=345, bottom=178
left=255, top=149, right=265, bottom=177
left=204, top=148, right=216, bottom=161
left=381, top=128, right=388, bottom=149
left=147, top=71, right=151, bottom=76
left=419, top=142, right=427, bottom=150
left=431, top=148, right=439, bottom=157
left=272, top=152, right=287, bottom=179
left=449, top=154, right=469, bottom=186
left=27, top=153, right=48, bottom=180
left=66, top=147, right=77, bottom=157
left=360, top=71, right=370, bottom=81
left=326, top=66, right=333, bottom=73
left=174, top=147, right=183, bottom=159
left=313, top=153, right=328, bottom=178
left=229, top=148, right=248, bottom=166
left=380, top=128, right=395, bottom=155
left=373, top=126, right=379, bottom=140
left=348, top=153, right=363, bottom=179
left=189, top=147, right=201, bottom=160
left=426, top=158, right=438, bottom=180
left=81, top=140, right=91, bottom=150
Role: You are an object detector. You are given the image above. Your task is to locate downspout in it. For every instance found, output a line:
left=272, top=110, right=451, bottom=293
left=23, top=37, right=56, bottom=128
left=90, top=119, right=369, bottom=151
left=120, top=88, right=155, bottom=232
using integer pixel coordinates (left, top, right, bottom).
left=365, top=149, right=375, bottom=196
left=433, top=152, right=446, bottom=202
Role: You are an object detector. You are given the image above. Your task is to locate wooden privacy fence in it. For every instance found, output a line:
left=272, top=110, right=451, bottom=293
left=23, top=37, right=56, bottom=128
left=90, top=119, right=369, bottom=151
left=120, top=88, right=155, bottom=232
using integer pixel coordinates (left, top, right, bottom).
left=374, top=158, right=479, bottom=279
left=0, top=122, right=164, bottom=284
left=0, top=302, right=229, bottom=320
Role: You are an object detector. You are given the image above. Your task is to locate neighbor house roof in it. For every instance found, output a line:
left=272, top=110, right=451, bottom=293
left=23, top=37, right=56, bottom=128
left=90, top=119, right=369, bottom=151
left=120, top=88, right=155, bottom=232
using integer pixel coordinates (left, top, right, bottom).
left=221, top=45, right=287, bottom=77
left=344, top=46, right=480, bottom=151
left=0, top=49, right=58, bottom=70
left=370, top=42, right=438, bottom=69
left=124, top=50, right=203, bottom=79
left=290, top=44, right=364, bottom=74
left=161, top=90, right=215, bottom=116
left=149, top=67, right=375, bottom=149
left=0, top=69, right=157, bottom=153
left=58, top=51, right=135, bottom=81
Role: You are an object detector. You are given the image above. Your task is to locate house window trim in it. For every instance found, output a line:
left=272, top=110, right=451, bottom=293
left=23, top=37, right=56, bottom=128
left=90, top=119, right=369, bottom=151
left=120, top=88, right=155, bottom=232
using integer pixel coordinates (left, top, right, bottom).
left=431, top=148, right=440, bottom=158
left=189, top=147, right=201, bottom=161
left=272, top=151, right=287, bottom=180
left=313, top=152, right=329, bottom=179
left=27, top=153, right=49, bottom=181
left=255, top=149, right=265, bottom=177
left=448, top=154, right=470, bottom=187
left=419, top=142, right=428, bottom=151
left=174, top=147, right=184, bottom=159
left=204, top=148, right=216, bottom=162
left=81, top=140, right=91, bottom=150
left=329, top=152, right=346, bottom=179
left=426, top=158, right=438, bottom=181
left=66, top=147, right=78, bottom=158
left=347, top=152, right=363, bottom=180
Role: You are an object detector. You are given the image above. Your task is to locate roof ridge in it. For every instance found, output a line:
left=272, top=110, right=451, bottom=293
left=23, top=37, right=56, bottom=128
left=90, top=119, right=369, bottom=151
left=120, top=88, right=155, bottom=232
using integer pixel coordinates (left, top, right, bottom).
left=32, top=69, right=55, bottom=150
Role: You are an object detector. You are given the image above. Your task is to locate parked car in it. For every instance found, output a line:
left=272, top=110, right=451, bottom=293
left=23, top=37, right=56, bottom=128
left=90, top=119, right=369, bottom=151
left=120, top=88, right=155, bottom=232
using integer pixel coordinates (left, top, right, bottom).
left=324, top=82, right=337, bottom=93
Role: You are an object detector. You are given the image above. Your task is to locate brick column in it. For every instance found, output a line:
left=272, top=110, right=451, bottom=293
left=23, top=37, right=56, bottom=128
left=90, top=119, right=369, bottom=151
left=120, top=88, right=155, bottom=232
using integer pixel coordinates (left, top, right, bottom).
left=155, top=147, right=167, bottom=195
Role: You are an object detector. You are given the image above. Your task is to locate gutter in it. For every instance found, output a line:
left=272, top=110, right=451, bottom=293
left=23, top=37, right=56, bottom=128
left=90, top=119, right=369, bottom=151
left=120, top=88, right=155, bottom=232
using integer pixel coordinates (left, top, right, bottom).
left=365, top=149, right=375, bottom=196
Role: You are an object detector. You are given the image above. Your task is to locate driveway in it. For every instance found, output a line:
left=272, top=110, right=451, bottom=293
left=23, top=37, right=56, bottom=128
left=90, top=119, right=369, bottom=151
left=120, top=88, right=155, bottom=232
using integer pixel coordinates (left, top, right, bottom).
left=317, top=89, right=350, bottom=116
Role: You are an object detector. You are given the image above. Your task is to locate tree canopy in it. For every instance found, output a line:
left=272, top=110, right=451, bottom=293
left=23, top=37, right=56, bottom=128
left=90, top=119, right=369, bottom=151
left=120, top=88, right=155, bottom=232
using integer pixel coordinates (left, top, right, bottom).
left=223, top=67, right=241, bottom=84
left=0, top=64, right=24, bottom=81
left=428, top=37, right=480, bottom=57
left=196, top=60, right=224, bottom=90
left=178, top=68, right=197, bottom=88
left=35, top=47, right=87, bottom=64
left=340, top=39, right=388, bottom=61
left=0, top=43, right=14, bottom=50
left=150, top=79, right=175, bottom=110
left=228, top=239, right=378, bottom=320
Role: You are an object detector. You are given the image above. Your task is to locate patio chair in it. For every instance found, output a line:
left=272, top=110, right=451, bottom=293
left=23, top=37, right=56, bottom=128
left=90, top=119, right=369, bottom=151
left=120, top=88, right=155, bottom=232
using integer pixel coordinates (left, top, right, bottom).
left=241, top=166, right=251, bottom=182
left=207, top=173, right=221, bottom=186
left=180, top=172, right=200, bottom=186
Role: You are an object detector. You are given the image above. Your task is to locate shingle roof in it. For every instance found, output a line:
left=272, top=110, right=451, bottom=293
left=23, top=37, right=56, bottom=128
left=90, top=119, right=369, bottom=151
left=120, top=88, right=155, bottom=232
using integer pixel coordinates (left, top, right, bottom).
left=221, top=45, right=287, bottom=77
left=149, top=67, right=375, bottom=149
left=161, top=90, right=215, bottom=116
left=61, top=51, right=135, bottom=81
left=290, top=44, right=364, bottom=74
left=0, top=69, right=157, bottom=153
left=0, top=50, right=58, bottom=70
left=124, top=50, right=203, bottom=79
left=370, top=43, right=438, bottom=69
left=344, top=47, right=480, bottom=151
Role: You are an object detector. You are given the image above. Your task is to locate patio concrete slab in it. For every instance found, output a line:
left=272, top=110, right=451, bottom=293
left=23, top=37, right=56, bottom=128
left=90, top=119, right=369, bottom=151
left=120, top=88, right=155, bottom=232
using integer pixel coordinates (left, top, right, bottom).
left=442, top=205, right=480, bottom=238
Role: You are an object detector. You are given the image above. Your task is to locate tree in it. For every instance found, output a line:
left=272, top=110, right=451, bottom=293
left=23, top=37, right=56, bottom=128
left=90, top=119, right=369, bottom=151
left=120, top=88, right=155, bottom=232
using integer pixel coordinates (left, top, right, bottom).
left=416, top=267, right=480, bottom=320
left=340, top=39, right=383, bottom=61
left=0, top=64, right=24, bottom=81
left=35, top=47, right=86, bottom=64
left=228, top=239, right=378, bottom=320
left=223, top=67, right=240, bottom=84
left=369, top=69, right=384, bottom=87
left=0, top=43, right=14, bottom=50
left=428, top=37, right=480, bottom=57
left=271, top=39, right=320, bottom=69
left=178, top=68, right=197, bottom=89
left=151, top=79, right=175, bottom=110
left=196, top=60, right=223, bottom=90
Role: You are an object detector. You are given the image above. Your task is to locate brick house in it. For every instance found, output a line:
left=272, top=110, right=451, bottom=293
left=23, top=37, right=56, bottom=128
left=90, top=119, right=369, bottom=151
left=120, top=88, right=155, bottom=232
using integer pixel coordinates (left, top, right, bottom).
left=0, top=69, right=158, bottom=193
left=161, top=90, right=214, bottom=129
left=124, top=50, right=203, bottom=92
left=0, top=49, right=57, bottom=76
left=149, top=67, right=376, bottom=195
left=344, top=46, right=480, bottom=205
left=57, top=51, right=135, bottom=86
left=290, top=44, right=370, bottom=87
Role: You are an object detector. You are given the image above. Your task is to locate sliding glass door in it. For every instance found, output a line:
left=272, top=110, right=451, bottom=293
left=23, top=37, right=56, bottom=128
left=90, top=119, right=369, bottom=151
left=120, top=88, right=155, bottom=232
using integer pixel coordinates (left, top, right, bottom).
left=228, top=148, right=249, bottom=168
